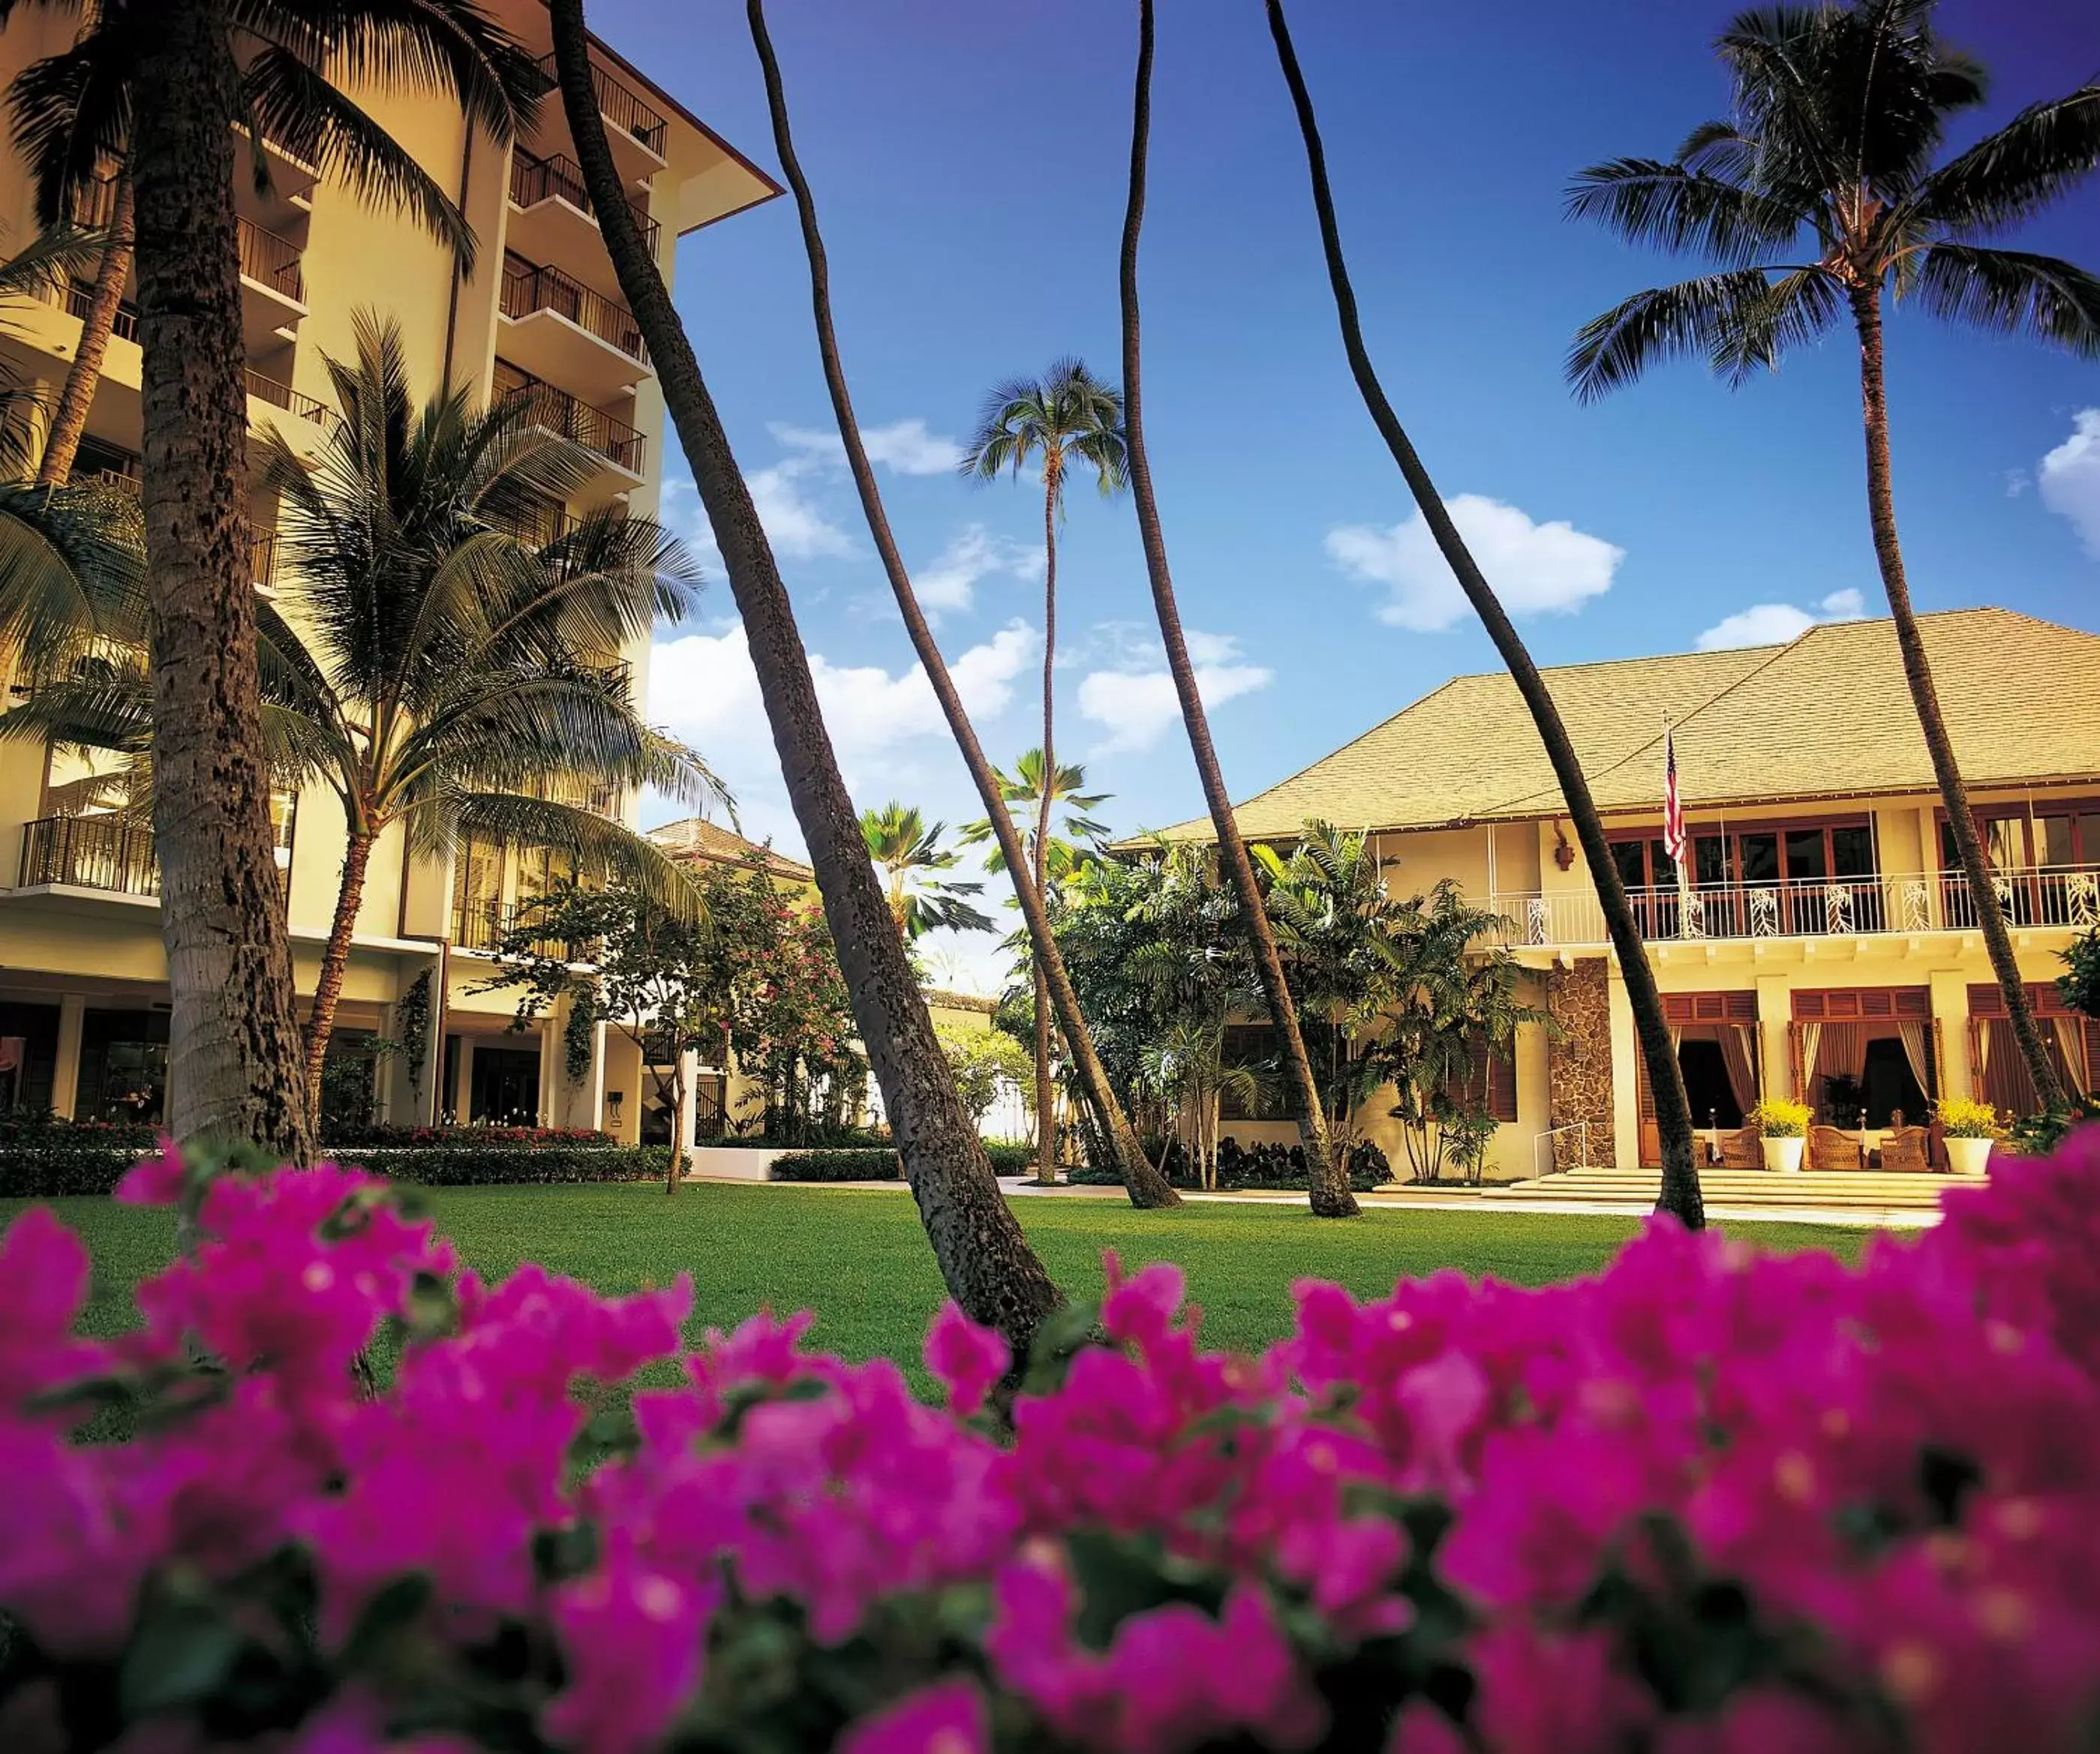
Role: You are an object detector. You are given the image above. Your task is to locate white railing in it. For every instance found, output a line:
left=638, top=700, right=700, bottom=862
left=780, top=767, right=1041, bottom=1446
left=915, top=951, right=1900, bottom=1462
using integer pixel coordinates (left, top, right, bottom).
left=1534, top=1122, right=1590, bottom=1177
left=1493, top=865, right=2100, bottom=949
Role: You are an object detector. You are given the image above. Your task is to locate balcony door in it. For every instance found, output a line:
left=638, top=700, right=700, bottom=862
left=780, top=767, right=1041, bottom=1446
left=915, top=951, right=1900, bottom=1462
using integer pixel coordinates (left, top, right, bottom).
left=1942, top=802, right=2100, bottom=929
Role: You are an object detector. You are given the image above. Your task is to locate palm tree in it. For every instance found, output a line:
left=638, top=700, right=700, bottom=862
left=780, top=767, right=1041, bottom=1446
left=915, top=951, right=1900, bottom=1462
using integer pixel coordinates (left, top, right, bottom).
left=1564, top=0, right=2100, bottom=1113
left=861, top=801, right=993, bottom=942
left=549, top=0, right=1063, bottom=1355
left=962, top=749, right=1113, bottom=1186
left=1121, top=0, right=1357, bottom=1218
left=4, top=318, right=722, bottom=1119
left=4, top=0, right=545, bottom=1158
left=30, top=165, right=130, bottom=488
left=743, top=0, right=1177, bottom=1212
left=1260, top=0, right=1708, bottom=1224
left=0, top=222, right=118, bottom=478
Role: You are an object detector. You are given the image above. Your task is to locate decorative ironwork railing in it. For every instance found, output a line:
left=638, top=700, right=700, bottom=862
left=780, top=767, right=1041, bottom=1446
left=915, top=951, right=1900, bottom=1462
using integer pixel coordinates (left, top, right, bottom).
left=497, top=376, right=645, bottom=473
left=19, top=815, right=158, bottom=897
left=1492, top=865, right=2100, bottom=949
left=499, top=255, right=647, bottom=365
left=237, top=216, right=305, bottom=302
left=508, top=147, right=660, bottom=256
left=536, top=53, right=668, bottom=156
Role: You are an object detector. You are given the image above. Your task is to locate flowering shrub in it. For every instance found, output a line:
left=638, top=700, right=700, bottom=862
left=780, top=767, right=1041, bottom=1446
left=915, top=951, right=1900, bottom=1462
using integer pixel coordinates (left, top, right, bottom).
left=1932, top=1096, right=2003, bottom=1140
left=5, top=1132, right=2100, bottom=1751
left=1747, top=1096, right=1810, bottom=1137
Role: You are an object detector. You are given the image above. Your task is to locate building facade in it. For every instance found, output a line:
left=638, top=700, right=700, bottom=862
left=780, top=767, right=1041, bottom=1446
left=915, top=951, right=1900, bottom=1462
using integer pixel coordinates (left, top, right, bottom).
left=0, top=7, right=777, bottom=1139
left=1186, top=610, right=2100, bottom=1176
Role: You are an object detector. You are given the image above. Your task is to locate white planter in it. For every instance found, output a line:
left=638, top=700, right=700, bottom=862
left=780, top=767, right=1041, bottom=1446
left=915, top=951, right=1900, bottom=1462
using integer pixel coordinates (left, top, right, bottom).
left=1762, top=1135, right=1805, bottom=1174
left=1945, top=1135, right=1994, bottom=1176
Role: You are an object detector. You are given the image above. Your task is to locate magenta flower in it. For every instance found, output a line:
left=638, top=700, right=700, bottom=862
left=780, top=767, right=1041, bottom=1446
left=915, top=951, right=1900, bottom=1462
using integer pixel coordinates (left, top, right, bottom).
left=924, top=1301, right=1008, bottom=1418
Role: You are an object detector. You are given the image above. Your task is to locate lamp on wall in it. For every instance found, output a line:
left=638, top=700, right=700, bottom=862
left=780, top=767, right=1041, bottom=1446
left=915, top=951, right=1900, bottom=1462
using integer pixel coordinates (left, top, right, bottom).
left=605, top=1091, right=623, bottom=1125
left=1553, top=822, right=1575, bottom=871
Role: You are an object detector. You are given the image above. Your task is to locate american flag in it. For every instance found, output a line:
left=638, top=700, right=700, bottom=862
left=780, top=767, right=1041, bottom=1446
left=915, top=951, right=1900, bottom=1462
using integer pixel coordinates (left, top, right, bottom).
left=1662, top=726, right=1686, bottom=869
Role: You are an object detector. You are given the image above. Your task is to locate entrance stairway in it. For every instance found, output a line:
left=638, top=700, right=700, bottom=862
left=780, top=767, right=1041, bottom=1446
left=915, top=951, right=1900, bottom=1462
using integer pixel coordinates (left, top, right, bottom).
left=1483, top=1164, right=1985, bottom=1212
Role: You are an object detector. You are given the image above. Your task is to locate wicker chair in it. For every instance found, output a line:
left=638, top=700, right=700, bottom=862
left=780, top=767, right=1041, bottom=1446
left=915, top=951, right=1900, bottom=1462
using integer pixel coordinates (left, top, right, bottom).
left=1717, top=1125, right=1763, bottom=1169
left=1808, top=1125, right=1863, bottom=1172
left=1879, top=1125, right=1930, bottom=1171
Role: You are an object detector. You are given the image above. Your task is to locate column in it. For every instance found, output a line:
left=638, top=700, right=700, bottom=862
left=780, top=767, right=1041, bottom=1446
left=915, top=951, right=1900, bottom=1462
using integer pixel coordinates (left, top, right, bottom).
left=453, top=1035, right=475, bottom=1124
left=538, top=1014, right=562, bottom=1126
left=674, top=1047, right=699, bottom=1173
left=1929, top=969, right=1971, bottom=1101
left=586, top=1019, right=609, bottom=1134
left=1755, top=974, right=1793, bottom=1103
left=51, top=996, right=86, bottom=1121
left=1606, top=963, right=1639, bottom=1169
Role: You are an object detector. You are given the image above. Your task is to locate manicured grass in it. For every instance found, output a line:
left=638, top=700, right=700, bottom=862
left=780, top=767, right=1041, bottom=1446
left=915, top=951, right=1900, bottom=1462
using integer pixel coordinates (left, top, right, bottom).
left=3, top=1184, right=1877, bottom=1373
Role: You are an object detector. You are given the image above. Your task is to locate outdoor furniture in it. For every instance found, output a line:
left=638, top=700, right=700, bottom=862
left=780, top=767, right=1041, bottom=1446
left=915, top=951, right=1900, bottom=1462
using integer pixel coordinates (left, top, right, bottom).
left=1808, top=1125, right=1863, bottom=1171
left=1717, top=1125, right=1763, bottom=1168
left=1879, top=1125, right=1930, bottom=1170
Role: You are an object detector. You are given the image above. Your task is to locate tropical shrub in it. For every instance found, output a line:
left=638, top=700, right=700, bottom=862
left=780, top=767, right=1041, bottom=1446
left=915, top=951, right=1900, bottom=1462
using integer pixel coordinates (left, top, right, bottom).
left=1748, top=1096, right=1811, bottom=1138
left=320, top=1123, right=614, bottom=1150
left=1933, top=1096, right=2004, bottom=1140
left=767, top=1143, right=1034, bottom=1184
left=8, top=1132, right=2100, bottom=1752
left=333, top=1145, right=662, bottom=1188
left=0, top=1112, right=158, bottom=1197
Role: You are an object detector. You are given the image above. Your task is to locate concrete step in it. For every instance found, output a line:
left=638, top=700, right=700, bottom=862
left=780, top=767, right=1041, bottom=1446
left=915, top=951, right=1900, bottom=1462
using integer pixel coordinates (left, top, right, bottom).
left=1486, top=1167, right=1983, bottom=1211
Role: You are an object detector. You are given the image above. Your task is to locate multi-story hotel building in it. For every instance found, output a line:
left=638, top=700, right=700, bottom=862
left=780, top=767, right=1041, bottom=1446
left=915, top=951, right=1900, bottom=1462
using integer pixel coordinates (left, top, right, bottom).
left=0, top=6, right=779, bottom=1137
left=1184, top=609, right=2100, bottom=1177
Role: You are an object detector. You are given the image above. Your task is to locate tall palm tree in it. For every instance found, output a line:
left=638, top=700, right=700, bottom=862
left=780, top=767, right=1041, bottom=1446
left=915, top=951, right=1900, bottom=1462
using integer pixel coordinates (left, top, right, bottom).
left=0, top=222, right=116, bottom=478
left=4, top=318, right=722, bottom=1119
left=1121, top=0, right=1356, bottom=1218
left=30, top=164, right=130, bottom=488
left=961, top=749, right=1111, bottom=1186
left=744, top=0, right=1177, bottom=1214
left=1565, top=0, right=2100, bottom=1114
left=4, top=0, right=545, bottom=1158
left=861, top=800, right=993, bottom=942
left=549, top=0, right=1063, bottom=1354
left=1260, top=0, right=1708, bottom=1224
left=961, top=362, right=1128, bottom=1189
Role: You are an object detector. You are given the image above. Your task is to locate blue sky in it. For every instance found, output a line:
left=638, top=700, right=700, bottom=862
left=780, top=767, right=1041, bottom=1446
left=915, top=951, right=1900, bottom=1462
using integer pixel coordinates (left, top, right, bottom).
left=599, top=0, right=2100, bottom=990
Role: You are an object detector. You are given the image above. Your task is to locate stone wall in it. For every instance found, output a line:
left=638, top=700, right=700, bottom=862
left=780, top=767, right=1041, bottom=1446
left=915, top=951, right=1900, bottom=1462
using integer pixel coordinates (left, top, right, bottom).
left=1546, top=958, right=1615, bottom=1168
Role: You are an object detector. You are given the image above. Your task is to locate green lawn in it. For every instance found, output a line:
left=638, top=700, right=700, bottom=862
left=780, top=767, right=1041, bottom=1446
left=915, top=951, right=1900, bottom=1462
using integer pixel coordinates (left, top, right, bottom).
left=2, top=1185, right=1878, bottom=1372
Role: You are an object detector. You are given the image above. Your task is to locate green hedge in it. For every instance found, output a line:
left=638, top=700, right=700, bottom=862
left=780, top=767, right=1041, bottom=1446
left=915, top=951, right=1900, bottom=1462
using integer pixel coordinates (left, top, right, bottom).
left=0, top=1114, right=158, bottom=1197
left=332, top=1145, right=663, bottom=1187
left=765, top=1142, right=1036, bottom=1183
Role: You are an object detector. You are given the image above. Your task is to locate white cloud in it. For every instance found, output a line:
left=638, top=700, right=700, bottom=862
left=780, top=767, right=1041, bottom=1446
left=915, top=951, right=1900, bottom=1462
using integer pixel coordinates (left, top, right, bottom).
left=769, top=416, right=965, bottom=477
left=744, top=461, right=858, bottom=561
left=2039, top=408, right=2100, bottom=557
left=1077, top=630, right=1272, bottom=755
left=1694, top=588, right=1865, bottom=651
left=1326, top=493, right=1624, bottom=632
left=915, top=524, right=1041, bottom=614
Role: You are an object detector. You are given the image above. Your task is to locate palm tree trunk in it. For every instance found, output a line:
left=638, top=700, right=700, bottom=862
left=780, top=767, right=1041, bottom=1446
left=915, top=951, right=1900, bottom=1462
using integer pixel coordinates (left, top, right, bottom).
left=39, top=169, right=134, bottom=488
left=550, top=0, right=1062, bottom=1350
left=1122, top=0, right=1356, bottom=1218
left=1852, top=287, right=2063, bottom=1113
left=131, top=0, right=314, bottom=1163
left=302, top=824, right=376, bottom=1122
left=743, top=0, right=1179, bottom=1209
left=1033, top=478, right=1060, bottom=1186
left=1263, top=0, right=1702, bottom=1226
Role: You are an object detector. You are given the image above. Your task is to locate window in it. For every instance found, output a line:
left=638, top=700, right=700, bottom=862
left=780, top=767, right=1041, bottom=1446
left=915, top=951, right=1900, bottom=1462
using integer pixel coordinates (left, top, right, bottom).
left=1218, top=1024, right=1292, bottom=1121
left=1447, top=1038, right=1518, bottom=1125
left=75, top=1008, right=169, bottom=1125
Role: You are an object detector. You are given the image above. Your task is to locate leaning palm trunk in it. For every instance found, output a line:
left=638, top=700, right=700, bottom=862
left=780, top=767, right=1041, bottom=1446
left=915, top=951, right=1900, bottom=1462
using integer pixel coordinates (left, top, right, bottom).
left=302, top=823, right=376, bottom=1121
left=744, top=0, right=1179, bottom=1209
left=1265, top=0, right=1702, bottom=1227
left=40, top=168, right=133, bottom=488
left=1122, top=0, right=1354, bottom=1218
left=1032, top=467, right=1060, bottom=1186
left=1852, top=288, right=2063, bottom=1113
left=551, top=0, right=1062, bottom=1349
left=132, top=0, right=313, bottom=1161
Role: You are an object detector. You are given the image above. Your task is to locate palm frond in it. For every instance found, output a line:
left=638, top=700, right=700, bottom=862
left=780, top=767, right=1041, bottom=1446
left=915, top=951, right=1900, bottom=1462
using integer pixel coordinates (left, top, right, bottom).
left=1566, top=268, right=1795, bottom=400
left=1562, top=157, right=1804, bottom=264
left=1712, top=265, right=1843, bottom=383
left=1909, top=85, right=2100, bottom=236
left=7, top=30, right=129, bottom=233
left=1909, top=243, right=2100, bottom=356
left=435, top=791, right=703, bottom=917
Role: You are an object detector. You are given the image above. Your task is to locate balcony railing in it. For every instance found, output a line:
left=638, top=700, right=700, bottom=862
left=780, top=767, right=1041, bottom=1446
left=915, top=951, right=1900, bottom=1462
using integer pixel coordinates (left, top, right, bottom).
left=451, top=898, right=594, bottom=960
left=508, top=147, right=659, bottom=256
left=64, top=279, right=139, bottom=344
left=68, top=170, right=123, bottom=231
left=243, top=365, right=329, bottom=422
left=19, top=815, right=158, bottom=897
left=500, top=254, right=647, bottom=365
left=238, top=216, right=304, bottom=302
left=536, top=53, right=668, bottom=156
left=251, top=532, right=279, bottom=590
left=497, top=376, right=644, bottom=473
left=1493, top=866, right=2100, bottom=949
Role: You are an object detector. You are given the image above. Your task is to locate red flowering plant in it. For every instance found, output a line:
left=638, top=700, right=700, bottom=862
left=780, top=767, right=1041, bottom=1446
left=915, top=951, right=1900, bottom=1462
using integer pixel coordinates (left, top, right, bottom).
left=5, top=1130, right=2100, bottom=1752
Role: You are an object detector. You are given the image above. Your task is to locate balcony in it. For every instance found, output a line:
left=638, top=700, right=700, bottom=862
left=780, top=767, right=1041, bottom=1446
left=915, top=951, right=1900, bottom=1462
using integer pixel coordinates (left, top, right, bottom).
left=494, top=367, right=644, bottom=488
left=1494, top=866, right=2100, bottom=951
left=535, top=51, right=668, bottom=180
left=65, top=279, right=139, bottom=344
left=237, top=216, right=306, bottom=351
left=498, top=254, right=649, bottom=398
left=506, top=148, right=659, bottom=297
left=18, top=815, right=158, bottom=899
left=244, top=365, right=329, bottom=424
left=451, top=897, right=593, bottom=962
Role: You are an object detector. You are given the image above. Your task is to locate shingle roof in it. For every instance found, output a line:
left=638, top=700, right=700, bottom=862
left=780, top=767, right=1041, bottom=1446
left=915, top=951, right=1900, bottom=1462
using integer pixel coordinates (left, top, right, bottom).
left=1152, top=609, right=2100, bottom=842
left=647, top=816, right=814, bottom=882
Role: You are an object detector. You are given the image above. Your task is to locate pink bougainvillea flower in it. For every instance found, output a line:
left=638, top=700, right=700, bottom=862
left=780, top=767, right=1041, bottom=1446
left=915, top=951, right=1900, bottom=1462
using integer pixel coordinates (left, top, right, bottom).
left=924, top=1301, right=1008, bottom=1418
left=837, top=1679, right=989, bottom=1754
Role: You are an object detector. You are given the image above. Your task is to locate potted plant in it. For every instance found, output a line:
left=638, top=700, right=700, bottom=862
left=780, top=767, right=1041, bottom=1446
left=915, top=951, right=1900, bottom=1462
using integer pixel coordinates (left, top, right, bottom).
left=1750, top=1097, right=1811, bottom=1173
left=1934, top=1098, right=2002, bottom=1175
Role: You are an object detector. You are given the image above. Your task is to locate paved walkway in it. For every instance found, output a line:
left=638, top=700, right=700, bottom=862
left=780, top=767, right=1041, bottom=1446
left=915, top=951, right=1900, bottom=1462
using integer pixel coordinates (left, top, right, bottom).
left=681, top=1172, right=1934, bottom=1228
